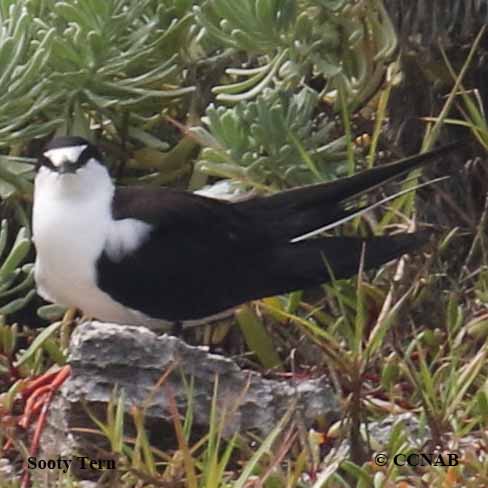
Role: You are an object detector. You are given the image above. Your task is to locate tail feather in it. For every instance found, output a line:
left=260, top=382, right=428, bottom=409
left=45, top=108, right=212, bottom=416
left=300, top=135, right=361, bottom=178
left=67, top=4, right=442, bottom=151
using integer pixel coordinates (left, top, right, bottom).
left=237, top=142, right=463, bottom=242
left=244, top=232, right=429, bottom=300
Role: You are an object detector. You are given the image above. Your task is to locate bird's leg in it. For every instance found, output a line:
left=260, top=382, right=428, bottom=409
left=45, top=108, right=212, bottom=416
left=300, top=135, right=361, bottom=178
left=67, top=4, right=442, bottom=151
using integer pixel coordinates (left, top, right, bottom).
left=79, top=313, right=94, bottom=324
left=171, top=320, right=183, bottom=336
left=60, top=307, right=78, bottom=348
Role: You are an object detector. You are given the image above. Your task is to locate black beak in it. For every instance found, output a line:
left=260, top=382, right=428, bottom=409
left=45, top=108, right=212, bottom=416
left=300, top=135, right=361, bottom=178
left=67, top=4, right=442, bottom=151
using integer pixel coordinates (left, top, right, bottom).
left=57, top=161, right=76, bottom=174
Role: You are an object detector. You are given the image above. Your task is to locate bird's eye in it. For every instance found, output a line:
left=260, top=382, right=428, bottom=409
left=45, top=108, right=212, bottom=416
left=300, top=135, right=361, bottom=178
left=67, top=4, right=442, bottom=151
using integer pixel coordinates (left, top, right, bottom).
left=78, top=145, right=103, bottom=165
left=37, top=155, right=55, bottom=171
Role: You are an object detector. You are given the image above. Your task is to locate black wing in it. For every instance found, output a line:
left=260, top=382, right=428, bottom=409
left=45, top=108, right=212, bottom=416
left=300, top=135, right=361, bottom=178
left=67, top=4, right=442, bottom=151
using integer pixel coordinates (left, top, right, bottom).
left=97, top=187, right=274, bottom=321
left=96, top=143, right=461, bottom=321
left=96, top=188, right=424, bottom=322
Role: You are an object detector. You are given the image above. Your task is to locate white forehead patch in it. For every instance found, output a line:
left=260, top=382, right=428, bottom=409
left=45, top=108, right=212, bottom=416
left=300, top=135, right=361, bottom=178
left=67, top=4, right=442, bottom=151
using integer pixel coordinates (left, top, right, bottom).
left=43, top=145, right=88, bottom=167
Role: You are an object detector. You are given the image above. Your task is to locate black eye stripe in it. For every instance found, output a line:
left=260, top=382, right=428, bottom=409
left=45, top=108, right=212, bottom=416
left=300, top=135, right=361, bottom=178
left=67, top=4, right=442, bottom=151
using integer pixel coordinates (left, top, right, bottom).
left=38, top=155, right=56, bottom=171
left=77, top=145, right=103, bottom=165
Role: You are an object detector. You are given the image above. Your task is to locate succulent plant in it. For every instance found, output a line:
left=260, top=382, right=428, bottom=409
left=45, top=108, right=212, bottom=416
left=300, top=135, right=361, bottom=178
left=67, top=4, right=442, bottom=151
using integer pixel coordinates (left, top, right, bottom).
left=197, top=87, right=347, bottom=189
left=195, top=0, right=396, bottom=107
left=0, top=220, right=35, bottom=318
left=0, top=0, right=196, bottom=146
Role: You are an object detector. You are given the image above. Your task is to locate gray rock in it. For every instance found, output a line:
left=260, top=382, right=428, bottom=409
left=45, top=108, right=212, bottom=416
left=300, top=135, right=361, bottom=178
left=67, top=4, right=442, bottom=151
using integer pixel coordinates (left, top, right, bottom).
left=367, top=412, right=432, bottom=449
left=0, top=458, right=15, bottom=483
left=40, top=321, right=339, bottom=479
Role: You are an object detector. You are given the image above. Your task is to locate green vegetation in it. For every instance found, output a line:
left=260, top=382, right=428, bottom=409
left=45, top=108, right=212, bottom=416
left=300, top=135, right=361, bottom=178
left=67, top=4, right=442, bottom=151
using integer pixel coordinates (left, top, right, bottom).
left=0, top=1, right=487, bottom=486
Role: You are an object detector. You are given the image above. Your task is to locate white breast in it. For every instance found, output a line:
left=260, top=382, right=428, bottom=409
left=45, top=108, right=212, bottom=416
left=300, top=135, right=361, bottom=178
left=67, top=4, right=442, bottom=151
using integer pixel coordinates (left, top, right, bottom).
left=33, top=162, right=161, bottom=328
left=34, top=190, right=107, bottom=305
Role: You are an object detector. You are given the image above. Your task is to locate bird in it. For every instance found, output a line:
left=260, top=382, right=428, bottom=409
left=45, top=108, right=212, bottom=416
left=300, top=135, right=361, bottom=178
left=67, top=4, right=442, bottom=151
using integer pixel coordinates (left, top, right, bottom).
left=32, top=136, right=460, bottom=331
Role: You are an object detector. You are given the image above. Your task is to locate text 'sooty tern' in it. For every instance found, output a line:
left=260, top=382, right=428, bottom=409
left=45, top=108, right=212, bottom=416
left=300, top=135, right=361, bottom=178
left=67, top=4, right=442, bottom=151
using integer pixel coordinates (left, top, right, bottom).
left=33, top=136, right=457, bottom=329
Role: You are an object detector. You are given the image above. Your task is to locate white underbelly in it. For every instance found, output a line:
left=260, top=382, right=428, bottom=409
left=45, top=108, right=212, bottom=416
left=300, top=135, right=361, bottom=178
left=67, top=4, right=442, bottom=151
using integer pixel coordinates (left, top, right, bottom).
left=34, top=235, right=171, bottom=329
left=35, top=257, right=170, bottom=328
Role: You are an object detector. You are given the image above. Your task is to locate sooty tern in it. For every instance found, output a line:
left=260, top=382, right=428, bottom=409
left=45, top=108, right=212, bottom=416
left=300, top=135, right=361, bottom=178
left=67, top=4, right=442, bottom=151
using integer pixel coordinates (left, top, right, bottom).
left=32, top=136, right=459, bottom=330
